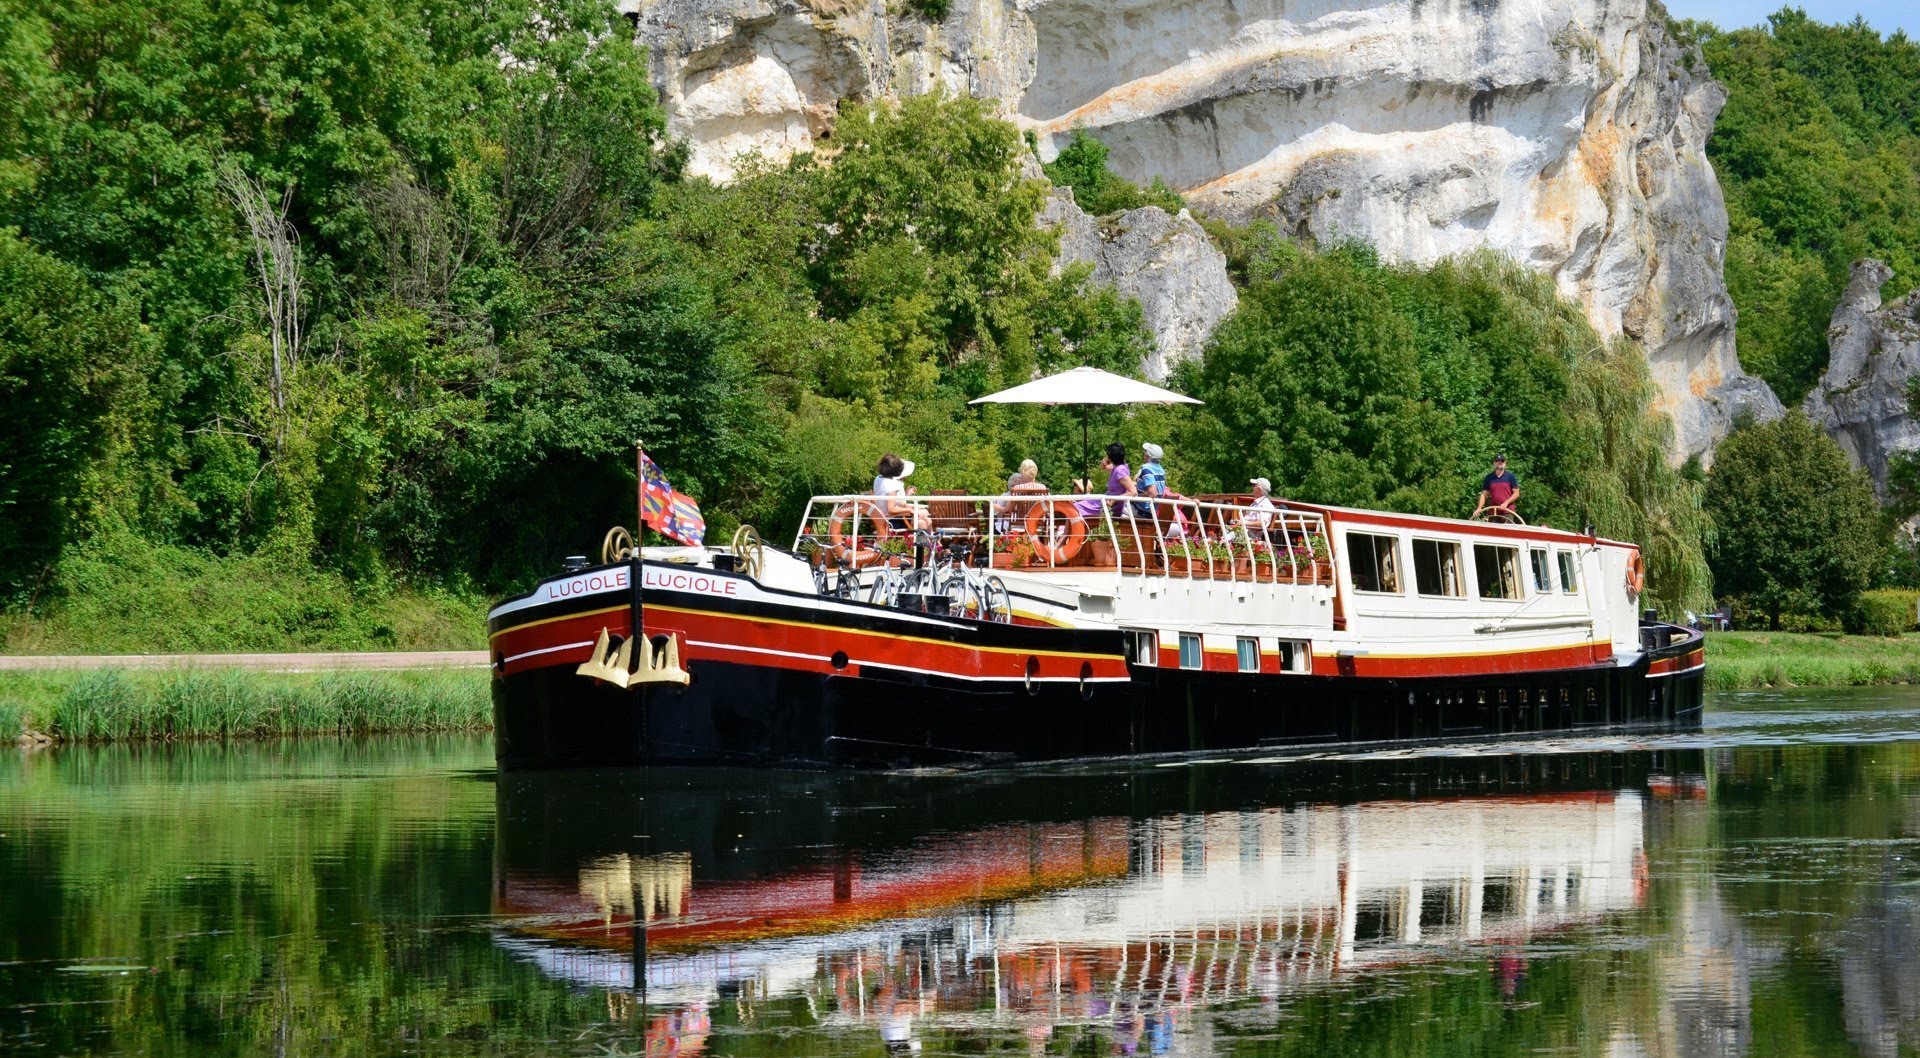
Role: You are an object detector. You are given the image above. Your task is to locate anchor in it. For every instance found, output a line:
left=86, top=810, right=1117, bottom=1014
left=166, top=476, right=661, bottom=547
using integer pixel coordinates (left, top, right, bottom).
left=575, top=627, right=690, bottom=688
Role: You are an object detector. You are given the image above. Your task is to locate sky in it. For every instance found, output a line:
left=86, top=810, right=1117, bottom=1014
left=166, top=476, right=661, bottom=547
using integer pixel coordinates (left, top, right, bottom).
left=1665, top=0, right=1913, bottom=36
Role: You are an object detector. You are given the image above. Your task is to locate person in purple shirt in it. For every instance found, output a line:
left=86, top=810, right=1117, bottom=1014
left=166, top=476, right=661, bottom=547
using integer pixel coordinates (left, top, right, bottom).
left=1076, top=442, right=1137, bottom=517
left=1474, top=454, right=1521, bottom=522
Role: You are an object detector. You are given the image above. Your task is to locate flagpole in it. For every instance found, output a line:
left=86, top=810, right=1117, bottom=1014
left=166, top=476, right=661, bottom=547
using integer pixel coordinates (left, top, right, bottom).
left=635, top=440, right=645, bottom=544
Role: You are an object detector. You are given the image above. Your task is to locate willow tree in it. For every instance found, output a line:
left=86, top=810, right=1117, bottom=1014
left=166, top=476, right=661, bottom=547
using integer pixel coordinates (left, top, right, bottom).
left=1559, top=339, right=1714, bottom=613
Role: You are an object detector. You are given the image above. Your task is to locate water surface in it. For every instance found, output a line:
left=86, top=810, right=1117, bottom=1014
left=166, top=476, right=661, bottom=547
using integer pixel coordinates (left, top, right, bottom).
left=2, top=687, right=1917, bottom=1056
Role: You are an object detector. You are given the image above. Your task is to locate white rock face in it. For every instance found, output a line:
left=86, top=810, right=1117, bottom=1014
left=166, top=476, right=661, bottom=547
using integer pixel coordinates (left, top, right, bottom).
left=629, top=0, right=1782, bottom=457
left=1804, top=261, right=1920, bottom=502
left=1044, top=193, right=1238, bottom=377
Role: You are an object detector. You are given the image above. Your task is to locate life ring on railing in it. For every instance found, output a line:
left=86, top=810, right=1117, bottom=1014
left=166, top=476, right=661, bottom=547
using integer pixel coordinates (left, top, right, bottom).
left=1625, top=551, right=1646, bottom=597
left=828, top=501, right=890, bottom=569
left=1024, top=500, right=1087, bottom=565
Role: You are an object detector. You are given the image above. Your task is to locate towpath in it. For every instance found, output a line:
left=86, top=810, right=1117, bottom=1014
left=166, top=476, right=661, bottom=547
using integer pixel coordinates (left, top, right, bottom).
left=0, top=652, right=488, bottom=672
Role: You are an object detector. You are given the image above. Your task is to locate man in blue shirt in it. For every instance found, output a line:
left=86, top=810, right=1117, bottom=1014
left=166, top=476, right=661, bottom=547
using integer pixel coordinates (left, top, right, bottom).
left=1474, top=454, right=1521, bottom=522
left=1136, top=443, right=1168, bottom=518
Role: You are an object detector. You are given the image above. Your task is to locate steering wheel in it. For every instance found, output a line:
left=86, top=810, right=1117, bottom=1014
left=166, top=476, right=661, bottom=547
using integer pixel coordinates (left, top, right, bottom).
left=731, top=524, right=765, bottom=581
left=601, top=526, right=635, bottom=563
left=1471, top=508, right=1528, bottom=525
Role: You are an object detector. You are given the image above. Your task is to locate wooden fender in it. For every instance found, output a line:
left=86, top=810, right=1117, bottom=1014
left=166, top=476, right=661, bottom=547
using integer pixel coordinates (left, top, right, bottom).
left=1024, top=500, right=1088, bottom=565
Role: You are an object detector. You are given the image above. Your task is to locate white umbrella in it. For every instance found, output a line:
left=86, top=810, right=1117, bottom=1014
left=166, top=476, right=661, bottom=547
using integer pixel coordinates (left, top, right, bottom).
left=969, top=366, right=1202, bottom=486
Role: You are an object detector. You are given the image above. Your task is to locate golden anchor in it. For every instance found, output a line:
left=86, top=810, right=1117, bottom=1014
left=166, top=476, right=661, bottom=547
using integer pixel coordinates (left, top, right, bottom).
left=576, top=628, right=690, bottom=688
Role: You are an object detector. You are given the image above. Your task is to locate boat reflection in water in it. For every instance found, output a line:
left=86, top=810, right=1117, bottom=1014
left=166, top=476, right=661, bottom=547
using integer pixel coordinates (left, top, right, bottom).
left=493, top=752, right=1703, bottom=1054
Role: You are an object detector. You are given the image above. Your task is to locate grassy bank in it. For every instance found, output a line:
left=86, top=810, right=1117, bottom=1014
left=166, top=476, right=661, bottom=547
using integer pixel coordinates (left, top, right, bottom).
left=1705, top=631, right=1920, bottom=690
left=0, top=535, right=484, bottom=654
left=1, top=668, right=489, bottom=743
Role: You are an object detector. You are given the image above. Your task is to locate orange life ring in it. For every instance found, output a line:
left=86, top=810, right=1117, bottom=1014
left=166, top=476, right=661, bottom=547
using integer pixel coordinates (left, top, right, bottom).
left=1625, top=551, right=1646, bottom=596
left=828, top=500, right=890, bottom=569
left=1024, top=500, right=1087, bottom=565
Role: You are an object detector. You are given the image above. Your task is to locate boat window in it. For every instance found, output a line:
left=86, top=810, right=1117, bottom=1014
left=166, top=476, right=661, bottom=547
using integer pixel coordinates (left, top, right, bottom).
left=1346, top=532, right=1402, bottom=594
left=1529, top=548, right=1553, bottom=593
left=1412, top=539, right=1464, bottom=597
left=1557, top=550, right=1579, bottom=594
left=1178, top=633, right=1202, bottom=670
left=1473, top=544, right=1523, bottom=600
left=1277, top=640, right=1309, bottom=674
left=1237, top=637, right=1260, bottom=673
left=1129, top=630, right=1158, bottom=666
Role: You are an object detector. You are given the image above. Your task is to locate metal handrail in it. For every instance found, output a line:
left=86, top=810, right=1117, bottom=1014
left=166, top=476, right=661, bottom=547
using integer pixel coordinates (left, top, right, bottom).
left=794, top=493, right=1334, bottom=587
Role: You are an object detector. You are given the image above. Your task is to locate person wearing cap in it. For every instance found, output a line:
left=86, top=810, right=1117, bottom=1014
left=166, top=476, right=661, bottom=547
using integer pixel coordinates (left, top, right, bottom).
left=1474, top=454, right=1521, bottom=522
left=1135, top=442, right=1168, bottom=518
left=1242, top=477, right=1277, bottom=532
left=872, top=453, right=932, bottom=532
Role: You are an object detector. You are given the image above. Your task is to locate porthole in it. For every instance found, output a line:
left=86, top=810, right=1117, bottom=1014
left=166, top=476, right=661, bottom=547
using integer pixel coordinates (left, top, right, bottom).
left=830, top=650, right=849, bottom=670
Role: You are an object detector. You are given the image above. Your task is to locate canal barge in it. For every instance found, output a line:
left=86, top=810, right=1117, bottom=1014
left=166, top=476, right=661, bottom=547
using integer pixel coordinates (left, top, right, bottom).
left=487, top=490, right=1704, bottom=770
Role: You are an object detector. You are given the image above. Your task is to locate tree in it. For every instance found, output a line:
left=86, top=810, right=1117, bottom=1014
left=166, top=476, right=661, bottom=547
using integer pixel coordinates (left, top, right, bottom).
left=1705, top=412, right=1882, bottom=628
left=0, top=230, right=157, bottom=596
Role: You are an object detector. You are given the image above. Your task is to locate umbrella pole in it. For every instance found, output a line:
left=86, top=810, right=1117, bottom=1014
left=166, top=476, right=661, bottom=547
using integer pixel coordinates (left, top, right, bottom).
left=1081, top=409, right=1090, bottom=494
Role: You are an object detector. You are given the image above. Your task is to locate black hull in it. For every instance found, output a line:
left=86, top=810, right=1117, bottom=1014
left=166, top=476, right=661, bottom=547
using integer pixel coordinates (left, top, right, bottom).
left=493, top=637, right=1705, bottom=771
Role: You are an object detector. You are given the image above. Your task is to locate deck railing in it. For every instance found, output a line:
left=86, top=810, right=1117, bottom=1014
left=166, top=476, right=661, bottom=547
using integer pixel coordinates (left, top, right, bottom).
left=795, top=493, right=1334, bottom=587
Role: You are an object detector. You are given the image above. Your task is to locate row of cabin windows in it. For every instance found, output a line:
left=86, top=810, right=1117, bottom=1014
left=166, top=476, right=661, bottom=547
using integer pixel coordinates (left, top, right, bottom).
left=1347, top=532, right=1581, bottom=600
left=1134, top=631, right=1306, bottom=673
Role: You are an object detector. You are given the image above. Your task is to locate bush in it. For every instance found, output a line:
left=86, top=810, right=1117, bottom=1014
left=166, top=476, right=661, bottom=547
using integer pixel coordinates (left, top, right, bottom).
left=1846, top=589, right=1919, bottom=636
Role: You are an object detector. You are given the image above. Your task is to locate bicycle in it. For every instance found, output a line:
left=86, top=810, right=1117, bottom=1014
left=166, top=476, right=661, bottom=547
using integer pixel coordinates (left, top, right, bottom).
left=929, top=543, right=1012, bottom=623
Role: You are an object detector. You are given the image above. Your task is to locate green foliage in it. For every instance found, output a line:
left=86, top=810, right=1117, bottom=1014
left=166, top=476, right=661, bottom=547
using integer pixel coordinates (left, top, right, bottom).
left=905, top=0, right=952, bottom=19
left=1844, top=588, right=1917, bottom=636
left=0, top=230, right=161, bottom=594
left=0, top=531, right=482, bottom=653
left=1176, top=248, right=1712, bottom=608
left=1703, top=10, right=1920, bottom=402
left=1706, top=412, right=1883, bottom=628
left=1043, top=129, right=1188, bottom=217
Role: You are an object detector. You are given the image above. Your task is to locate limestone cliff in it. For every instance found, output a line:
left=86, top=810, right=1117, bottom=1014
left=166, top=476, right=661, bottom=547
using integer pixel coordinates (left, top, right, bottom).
left=626, top=0, right=1781, bottom=456
left=1804, top=261, right=1920, bottom=502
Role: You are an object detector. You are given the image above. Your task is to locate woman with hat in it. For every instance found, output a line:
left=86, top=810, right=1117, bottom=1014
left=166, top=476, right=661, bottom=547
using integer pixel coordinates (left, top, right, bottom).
left=872, top=453, right=932, bottom=532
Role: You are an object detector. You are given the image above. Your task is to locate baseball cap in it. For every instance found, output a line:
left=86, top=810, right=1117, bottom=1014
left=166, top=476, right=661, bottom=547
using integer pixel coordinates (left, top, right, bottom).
left=1250, top=477, right=1271, bottom=492
left=1493, top=454, right=1507, bottom=462
left=899, top=459, right=916, bottom=479
left=1142, top=442, right=1164, bottom=461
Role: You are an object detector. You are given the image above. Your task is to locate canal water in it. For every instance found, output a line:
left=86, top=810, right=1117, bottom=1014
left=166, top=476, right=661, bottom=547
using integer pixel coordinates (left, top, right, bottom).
left=2, top=689, right=1917, bottom=1056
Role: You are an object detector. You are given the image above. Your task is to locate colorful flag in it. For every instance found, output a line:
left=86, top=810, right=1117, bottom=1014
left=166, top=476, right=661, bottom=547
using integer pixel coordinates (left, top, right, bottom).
left=639, top=452, right=706, bottom=546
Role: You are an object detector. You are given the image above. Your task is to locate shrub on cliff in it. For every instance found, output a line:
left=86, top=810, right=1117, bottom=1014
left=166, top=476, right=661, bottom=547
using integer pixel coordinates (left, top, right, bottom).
left=1702, top=10, right=1920, bottom=402
left=1706, top=412, right=1883, bottom=628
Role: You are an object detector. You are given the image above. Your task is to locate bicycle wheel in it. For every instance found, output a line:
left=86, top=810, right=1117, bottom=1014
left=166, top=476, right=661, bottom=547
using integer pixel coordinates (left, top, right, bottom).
left=982, top=575, right=1012, bottom=623
left=866, top=568, right=900, bottom=608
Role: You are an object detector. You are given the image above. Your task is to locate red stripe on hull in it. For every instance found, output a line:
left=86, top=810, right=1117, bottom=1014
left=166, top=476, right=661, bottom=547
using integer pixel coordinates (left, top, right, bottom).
left=1648, top=648, right=1705, bottom=676
left=491, top=599, right=1130, bottom=683
left=1310, top=641, right=1610, bottom=678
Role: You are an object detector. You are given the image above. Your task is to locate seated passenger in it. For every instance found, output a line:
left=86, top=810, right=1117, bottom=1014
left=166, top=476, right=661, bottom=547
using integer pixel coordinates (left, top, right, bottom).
left=993, top=459, right=1046, bottom=533
left=872, top=453, right=932, bottom=532
left=1135, top=442, right=1168, bottom=518
left=1077, top=443, right=1136, bottom=518
left=1241, top=477, right=1277, bottom=535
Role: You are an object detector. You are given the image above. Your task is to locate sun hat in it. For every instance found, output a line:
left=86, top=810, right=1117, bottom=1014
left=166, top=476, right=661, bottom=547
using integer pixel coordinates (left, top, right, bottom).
left=1250, top=477, right=1271, bottom=492
left=899, top=459, right=916, bottom=479
left=1141, top=442, right=1164, bottom=461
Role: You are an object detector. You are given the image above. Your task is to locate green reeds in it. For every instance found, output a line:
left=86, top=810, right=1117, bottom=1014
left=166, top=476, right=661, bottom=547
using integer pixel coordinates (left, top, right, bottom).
left=0, top=668, right=489, bottom=743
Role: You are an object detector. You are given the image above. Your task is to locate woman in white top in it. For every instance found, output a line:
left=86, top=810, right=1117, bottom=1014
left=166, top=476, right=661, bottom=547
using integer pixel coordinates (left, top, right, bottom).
left=873, top=453, right=932, bottom=531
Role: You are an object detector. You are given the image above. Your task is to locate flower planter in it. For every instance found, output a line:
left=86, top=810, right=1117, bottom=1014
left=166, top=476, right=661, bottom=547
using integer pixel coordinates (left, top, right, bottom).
left=1082, top=539, right=1118, bottom=568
